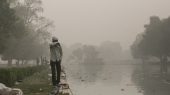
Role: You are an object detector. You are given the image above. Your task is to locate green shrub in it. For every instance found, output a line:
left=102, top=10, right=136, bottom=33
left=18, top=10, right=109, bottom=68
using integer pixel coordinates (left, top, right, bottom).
left=0, top=66, right=45, bottom=87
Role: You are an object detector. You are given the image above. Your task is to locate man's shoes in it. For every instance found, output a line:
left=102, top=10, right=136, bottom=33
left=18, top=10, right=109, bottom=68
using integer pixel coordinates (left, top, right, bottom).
left=53, top=84, right=60, bottom=90
left=50, top=85, right=60, bottom=95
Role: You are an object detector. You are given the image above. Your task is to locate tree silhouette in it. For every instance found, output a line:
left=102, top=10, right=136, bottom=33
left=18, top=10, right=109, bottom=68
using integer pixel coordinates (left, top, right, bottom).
left=132, top=16, right=170, bottom=74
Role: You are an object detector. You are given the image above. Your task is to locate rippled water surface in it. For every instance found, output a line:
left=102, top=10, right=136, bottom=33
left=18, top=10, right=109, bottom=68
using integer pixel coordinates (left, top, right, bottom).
left=66, top=63, right=144, bottom=95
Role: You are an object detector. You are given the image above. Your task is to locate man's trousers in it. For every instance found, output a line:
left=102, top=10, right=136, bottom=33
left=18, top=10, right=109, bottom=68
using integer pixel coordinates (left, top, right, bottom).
left=50, top=60, right=61, bottom=86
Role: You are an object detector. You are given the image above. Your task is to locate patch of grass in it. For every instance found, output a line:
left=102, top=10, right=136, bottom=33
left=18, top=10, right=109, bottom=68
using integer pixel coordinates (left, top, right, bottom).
left=14, top=68, right=53, bottom=95
left=0, top=66, right=45, bottom=87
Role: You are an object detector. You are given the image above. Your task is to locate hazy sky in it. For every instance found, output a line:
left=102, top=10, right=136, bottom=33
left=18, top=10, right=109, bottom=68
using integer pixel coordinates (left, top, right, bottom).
left=42, top=0, right=170, bottom=49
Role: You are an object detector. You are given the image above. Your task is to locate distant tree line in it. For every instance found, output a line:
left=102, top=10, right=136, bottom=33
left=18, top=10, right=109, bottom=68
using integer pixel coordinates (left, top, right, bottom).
left=63, top=42, right=124, bottom=82
left=68, top=41, right=123, bottom=64
left=131, top=16, right=170, bottom=74
left=0, top=0, right=53, bottom=66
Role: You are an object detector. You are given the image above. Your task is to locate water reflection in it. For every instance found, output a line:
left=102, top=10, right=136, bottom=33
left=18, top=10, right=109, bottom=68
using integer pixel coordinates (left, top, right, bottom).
left=132, top=64, right=170, bottom=95
left=65, top=63, right=144, bottom=95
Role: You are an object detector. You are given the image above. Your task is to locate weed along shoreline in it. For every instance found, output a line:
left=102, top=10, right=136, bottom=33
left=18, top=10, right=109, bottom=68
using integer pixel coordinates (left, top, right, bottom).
left=0, top=65, right=46, bottom=87
left=0, top=65, right=49, bottom=95
left=13, top=66, right=52, bottom=95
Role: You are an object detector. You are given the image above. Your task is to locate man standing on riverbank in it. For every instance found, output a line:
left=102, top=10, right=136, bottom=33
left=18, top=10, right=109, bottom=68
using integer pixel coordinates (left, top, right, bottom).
left=50, top=36, right=63, bottom=87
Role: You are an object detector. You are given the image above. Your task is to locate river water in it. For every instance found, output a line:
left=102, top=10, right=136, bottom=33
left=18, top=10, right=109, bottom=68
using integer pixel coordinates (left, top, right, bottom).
left=65, top=63, right=145, bottom=95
